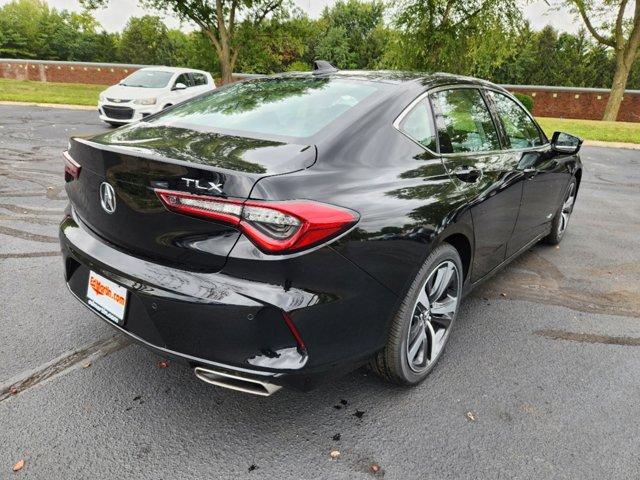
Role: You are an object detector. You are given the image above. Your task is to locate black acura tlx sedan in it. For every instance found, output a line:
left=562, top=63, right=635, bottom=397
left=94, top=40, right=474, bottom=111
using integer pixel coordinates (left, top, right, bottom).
left=60, top=62, right=583, bottom=395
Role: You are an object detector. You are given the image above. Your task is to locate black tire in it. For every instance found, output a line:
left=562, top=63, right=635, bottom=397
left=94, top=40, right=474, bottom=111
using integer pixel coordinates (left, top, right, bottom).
left=371, top=243, right=463, bottom=385
left=107, top=121, right=123, bottom=128
left=543, top=177, right=577, bottom=245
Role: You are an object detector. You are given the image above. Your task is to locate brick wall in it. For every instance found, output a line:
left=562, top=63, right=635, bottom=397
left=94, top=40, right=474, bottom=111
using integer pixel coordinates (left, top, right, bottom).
left=0, top=59, right=146, bottom=85
left=2, top=59, right=639, bottom=122
left=506, top=85, right=640, bottom=123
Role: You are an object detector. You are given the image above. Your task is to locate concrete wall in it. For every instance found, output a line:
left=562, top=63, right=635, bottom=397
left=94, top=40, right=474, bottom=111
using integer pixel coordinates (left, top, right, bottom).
left=2, top=59, right=639, bottom=122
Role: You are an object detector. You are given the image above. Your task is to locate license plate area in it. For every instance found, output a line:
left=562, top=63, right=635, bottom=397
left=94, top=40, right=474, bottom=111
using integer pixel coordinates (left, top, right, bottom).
left=86, top=270, right=128, bottom=324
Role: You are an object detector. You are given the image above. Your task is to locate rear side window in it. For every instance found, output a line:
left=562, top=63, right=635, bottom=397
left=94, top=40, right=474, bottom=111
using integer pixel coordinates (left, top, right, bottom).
left=192, top=73, right=208, bottom=86
left=151, top=77, right=381, bottom=139
left=430, top=88, right=501, bottom=154
left=486, top=90, right=543, bottom=149
left=399, top=98, right=437, bottom=151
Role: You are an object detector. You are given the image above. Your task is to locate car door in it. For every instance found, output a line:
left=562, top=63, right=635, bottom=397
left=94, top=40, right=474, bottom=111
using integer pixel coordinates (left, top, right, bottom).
left=484, top=89, right=569, bottom=256
left=171, top=73, right=194, bottom=104
left=191, top=72, right=211, bottom=95
left=430, top=86, right=524, bottom=282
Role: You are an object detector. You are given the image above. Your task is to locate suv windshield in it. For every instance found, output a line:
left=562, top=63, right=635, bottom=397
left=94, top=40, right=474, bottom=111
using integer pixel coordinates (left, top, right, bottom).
left=121, top=70, right=174, bottom=88
left=149, top=77, right=381, bottom=139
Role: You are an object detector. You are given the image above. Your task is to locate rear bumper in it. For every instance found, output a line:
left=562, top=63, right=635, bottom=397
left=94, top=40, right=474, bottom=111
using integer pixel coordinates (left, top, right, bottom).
left=59, top=209, right=399, bottom=391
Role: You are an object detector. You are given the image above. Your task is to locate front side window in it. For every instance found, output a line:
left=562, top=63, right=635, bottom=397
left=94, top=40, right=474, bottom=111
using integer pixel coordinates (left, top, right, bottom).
left=399, top=98, right=437, bottom=151
left=430, top=88, right=501, bottom=154
left=150, top=77, right=381, bottom=139
left=120, top=70, right=173, bottom=88
left=175, top=73, right=193, bottom=88
left=192, top=73, right=208, bottom=86
left=487, top=90, right=543, bottom=149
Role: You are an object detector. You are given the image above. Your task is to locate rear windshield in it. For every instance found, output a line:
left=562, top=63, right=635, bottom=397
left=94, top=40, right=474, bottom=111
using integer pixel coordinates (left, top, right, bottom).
left=149, top=77, right=381, bottom=138
left=121, top=70, right=174, bottom=88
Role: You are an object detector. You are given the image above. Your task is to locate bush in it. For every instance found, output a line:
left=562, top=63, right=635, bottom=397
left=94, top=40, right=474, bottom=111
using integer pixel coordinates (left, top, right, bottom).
left=514, top=92, right=534, bottom=112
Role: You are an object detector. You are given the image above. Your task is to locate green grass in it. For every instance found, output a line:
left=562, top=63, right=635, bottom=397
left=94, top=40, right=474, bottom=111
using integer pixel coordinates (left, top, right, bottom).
left=0, top=78, right=107, bottom=106
left=537, top=117, right=640, bottom=144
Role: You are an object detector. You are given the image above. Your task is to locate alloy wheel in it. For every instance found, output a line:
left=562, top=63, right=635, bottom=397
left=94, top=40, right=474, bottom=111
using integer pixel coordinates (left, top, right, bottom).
left=406, top=260, right=460, bottom=373
left=558, top=183, right=576, bottom=237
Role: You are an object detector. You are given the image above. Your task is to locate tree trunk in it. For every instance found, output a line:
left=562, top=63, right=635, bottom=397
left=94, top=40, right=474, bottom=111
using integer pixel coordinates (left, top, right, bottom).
left=603, top=51, right=630, bottom=121
left=219, top=49, right=234, bottom=85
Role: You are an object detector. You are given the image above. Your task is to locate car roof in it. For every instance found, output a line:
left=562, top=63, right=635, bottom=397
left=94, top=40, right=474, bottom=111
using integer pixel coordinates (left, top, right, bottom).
left=265, top=69, right=509, bottom=94
left=137, top=66, right=209, bottom=75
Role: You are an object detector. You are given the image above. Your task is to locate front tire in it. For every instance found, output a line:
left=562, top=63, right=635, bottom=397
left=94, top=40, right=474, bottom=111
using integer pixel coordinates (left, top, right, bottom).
left=544, top=177, right=577, bottom=245
left=371, top=243, right=463, bottom=385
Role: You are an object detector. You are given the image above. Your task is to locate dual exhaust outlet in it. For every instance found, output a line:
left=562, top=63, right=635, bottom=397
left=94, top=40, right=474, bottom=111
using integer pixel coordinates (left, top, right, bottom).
left=194, top=366, right=282, bottom=396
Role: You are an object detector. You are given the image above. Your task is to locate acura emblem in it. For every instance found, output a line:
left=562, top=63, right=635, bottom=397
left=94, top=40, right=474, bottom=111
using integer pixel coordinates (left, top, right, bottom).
left=100, top=182, right=116, bottom=214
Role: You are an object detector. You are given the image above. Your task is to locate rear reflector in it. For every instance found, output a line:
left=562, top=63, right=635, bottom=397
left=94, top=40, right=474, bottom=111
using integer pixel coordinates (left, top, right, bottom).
left=155, top=189, right=359, bottom=254
left=63, top=151, right=81, bottom=181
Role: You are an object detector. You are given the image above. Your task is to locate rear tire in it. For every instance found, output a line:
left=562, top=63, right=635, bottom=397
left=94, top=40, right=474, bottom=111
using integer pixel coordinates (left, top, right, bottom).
left=371, top=243, right=463, bottom=385
left=106, top=121, right=123, bottom=128
left=544, top=177, right=577, bottom=245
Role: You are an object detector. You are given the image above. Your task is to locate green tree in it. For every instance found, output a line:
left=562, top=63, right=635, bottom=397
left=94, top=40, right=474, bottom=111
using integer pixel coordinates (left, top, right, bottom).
left=565, top=0, right=640, bottom=120
left=83, top=0, right=290, bottom=84
left=382, top=0, right=521, bottom=75
left=119, top=15, right=173, bottom=65
left=314, top=0, right=388, bottom=69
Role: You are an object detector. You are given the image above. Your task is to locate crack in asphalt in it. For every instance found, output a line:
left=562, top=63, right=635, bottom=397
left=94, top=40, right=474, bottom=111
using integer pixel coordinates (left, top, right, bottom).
left=0, top=335, right=131, bottom=403
left=0, top=225, right=58, bottom=243
left=534, top=329, right=640, bottom=346
left=0, top=251, right=60, bottom=259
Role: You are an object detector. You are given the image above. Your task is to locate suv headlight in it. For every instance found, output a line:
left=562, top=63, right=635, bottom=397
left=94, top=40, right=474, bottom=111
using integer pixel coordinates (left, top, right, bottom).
left=134, top=97, right=157, bottom=105
left=99, top=93, right=106, bottom=102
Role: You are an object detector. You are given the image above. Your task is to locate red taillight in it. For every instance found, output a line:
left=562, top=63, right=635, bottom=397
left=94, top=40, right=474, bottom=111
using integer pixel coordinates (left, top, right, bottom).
left=155, top=189, right=359, bottom=254
left=63, top=151, right=81, bottom=181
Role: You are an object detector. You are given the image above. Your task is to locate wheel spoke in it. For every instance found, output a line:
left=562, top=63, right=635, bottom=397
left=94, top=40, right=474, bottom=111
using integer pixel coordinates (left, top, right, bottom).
left=408, top=326, right=427, bottom=362
left=415, top=286, right=430, bottom=312
left=431, top=294, right=457, bottom=318
left=429, top=262, right=454, bottom=301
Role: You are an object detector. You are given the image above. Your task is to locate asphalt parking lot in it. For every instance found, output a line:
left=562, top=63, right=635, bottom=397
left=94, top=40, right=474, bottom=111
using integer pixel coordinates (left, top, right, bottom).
left=1, top=104, right=639, bottom=479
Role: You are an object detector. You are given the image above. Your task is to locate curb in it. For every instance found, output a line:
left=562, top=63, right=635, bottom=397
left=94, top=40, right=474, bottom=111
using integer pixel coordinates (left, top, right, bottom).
left=582, top=140, right=640, bottom=150
left=0, top=101, right=95, bottom=110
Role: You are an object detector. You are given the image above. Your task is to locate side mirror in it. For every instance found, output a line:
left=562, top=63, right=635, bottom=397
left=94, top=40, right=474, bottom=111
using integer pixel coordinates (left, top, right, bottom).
left=173, top=82, right=187, bottom=91
left=551, top=131, right=582, bottom=154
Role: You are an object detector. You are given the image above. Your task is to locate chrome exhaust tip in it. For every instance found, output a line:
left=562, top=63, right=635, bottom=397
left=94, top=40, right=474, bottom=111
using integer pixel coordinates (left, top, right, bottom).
left=194, top=366, right=281, bottom=396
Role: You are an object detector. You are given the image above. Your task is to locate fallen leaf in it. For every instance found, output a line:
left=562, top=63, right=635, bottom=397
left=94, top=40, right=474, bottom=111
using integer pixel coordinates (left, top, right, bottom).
left=10, top=387, right=18, bottom=396
left=82, top=362, right=91, bottom=369
left=157, top=360, right=169, bottom=369
left=466, top=411, right=476, bottom=422
left=330, top=450, right=340, bottom=460
left=12, top=459, right=25, bottom=472
left=371, top=464, right=381, bottom=473
left=500, top=293, right=507, bottom=297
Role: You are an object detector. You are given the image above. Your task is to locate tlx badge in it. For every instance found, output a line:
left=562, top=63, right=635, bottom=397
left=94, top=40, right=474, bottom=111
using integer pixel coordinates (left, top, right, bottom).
left=182, top=177, right=223, bottom=193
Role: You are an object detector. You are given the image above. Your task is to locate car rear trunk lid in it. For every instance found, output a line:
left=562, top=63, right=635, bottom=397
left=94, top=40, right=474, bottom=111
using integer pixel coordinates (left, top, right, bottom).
left=65, top=124, right=315, bottom=272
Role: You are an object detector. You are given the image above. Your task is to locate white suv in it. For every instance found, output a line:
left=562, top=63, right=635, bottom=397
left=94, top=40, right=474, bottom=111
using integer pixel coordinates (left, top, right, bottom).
left=98, top=67, right=215, bottom=126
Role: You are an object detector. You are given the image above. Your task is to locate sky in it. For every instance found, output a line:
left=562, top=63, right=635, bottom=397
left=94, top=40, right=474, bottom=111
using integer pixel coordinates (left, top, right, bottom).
left=0, top=0, right=583, bottom=34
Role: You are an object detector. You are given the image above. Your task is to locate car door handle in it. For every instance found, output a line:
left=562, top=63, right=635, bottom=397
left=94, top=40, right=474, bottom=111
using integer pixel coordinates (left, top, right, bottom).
left=454, top=166, right=481, bottom=182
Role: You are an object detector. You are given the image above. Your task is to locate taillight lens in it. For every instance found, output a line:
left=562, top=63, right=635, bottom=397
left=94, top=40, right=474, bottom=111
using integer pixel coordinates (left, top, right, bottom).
left=155, top=189, right=359, bottom=254
left=63, top=151, right=81, bottom=181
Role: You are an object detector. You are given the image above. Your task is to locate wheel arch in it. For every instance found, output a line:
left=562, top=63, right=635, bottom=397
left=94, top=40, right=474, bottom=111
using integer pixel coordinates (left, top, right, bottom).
left=574, top=168, right=582, bottom=195
left=441, top=232, right=472, bottom=282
